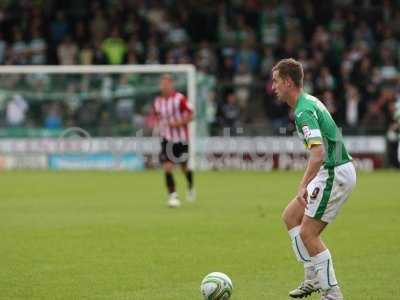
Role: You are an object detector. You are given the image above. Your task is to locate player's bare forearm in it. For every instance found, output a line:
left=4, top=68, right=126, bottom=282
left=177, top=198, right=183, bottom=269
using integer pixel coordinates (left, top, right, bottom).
left=299, top=144, right=325, bottom=188
left=296, top=144, right=325, bottom=205
left=169, top=114, right=193, bottom=128
left=182, top=113, right=193, bottom=125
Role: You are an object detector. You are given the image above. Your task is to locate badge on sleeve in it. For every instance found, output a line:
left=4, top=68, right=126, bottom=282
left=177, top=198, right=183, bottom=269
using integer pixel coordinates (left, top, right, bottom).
left=302, top=125, right=311, bottom=138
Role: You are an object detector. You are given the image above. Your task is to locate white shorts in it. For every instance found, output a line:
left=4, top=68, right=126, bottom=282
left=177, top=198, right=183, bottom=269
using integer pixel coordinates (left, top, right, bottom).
left=305, top=161, right=356, bottom=224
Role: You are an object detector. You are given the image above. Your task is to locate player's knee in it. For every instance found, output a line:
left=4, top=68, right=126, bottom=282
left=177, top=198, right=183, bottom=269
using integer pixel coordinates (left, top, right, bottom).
left=299, top=226, right=318, bottom=246
left=281, top=201, right=302, bottom=227
left=282, top=207, right=296, bottom=228
left=163, top=162, right=174, bottom=173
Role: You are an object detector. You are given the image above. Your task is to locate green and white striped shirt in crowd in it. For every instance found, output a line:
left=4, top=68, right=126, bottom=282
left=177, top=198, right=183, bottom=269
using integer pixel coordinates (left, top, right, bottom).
left=294, top=92, right=352, bottom=168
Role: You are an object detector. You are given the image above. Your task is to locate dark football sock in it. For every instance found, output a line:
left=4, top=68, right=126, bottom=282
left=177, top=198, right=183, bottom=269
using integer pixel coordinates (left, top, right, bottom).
left=165, top=172, right=176, bottom=194
left=185, top=170, right=193, bottom=189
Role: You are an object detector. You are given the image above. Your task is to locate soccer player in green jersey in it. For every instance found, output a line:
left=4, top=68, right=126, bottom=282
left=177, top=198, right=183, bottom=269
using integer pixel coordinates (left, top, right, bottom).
left=272, top=58, right=356, bottom=300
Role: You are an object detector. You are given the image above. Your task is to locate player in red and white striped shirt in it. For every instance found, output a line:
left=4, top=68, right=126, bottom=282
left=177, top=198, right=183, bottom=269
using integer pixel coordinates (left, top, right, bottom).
left=153, top=74, right=195, bottom=207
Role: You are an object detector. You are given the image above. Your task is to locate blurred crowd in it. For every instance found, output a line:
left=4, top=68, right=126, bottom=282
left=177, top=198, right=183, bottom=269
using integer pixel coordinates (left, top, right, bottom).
left=0, top=0, right=399, bottom=139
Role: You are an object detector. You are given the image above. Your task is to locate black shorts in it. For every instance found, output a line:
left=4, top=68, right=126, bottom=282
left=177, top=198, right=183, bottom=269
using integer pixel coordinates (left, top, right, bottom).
left=159, top=139, right=189, bottom=164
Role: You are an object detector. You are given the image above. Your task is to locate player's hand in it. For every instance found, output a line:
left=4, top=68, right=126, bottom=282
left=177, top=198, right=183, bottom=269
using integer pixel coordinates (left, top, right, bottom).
left=169, top=120, right=180, bottom=128
left=296, top=187, right=308, bottom=207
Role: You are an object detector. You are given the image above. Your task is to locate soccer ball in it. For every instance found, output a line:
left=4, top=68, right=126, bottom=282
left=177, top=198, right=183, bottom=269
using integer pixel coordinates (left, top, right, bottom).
left=200, top=272, right=233, bottom=300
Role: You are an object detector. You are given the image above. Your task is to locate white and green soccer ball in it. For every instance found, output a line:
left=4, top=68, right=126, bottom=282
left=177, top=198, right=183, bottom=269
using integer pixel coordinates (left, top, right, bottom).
left=200, top=272, right=233, bottom=300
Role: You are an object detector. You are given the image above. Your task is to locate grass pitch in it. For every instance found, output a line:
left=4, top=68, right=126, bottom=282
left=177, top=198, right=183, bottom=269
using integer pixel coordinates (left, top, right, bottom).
left=0, top=170, right=399, bottom=300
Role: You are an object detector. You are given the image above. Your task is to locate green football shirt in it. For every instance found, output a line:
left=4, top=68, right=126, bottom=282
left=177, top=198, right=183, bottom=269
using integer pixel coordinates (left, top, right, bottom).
left=294, top=92, right=352, bottom=168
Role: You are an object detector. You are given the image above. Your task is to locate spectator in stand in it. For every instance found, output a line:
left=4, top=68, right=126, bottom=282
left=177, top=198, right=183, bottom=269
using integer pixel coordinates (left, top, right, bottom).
left=321, top=90, right=337, bottom=119
left=92, top=39, right=106, bottom=64
left=221, top=92, right=241, bottom=135
left=351, top=56, right=373, bottom=98
left=101, top=27, right=127, bottom=65
left=219, top=56, right=236, bottom=82
left=123, top=13, right=141, bottom=38
left=90, top=7, right=107, bottom=41
left=146, top=1, right=168, bottom=33
left=11, top=28, right=28, bottom=65
left=206, top=92, right=218, bottom=136
left=361, top=102, right=386, bottom=131
left=74, top=20, right=88, bottom=47
left=50, top=11, right=69, bottom=45
left=166, top=42, right=190, bottom=64
left=221, top=37, right=237, bottom=58
left=79, top=42, right=93, bottom=65
left=264, top=75, right=289, bottom=133
left=6, top=94, right=28, bottom=127
left=125, top=50, right=139, bottom=64
left=44, top=103, right=63, bottom=129
left=312, top=25, right=330, bottom=49
left=376, top=88, right=397, bottom=126
left=259, top=3, right=282, bottom=47
left=98, top=111, right=114, bottom=136
left=355, top=21, right=375, bottom=47
left=233, top=63, right=252, bottom=113
left=166, top=19, right=188, bottom=45
left=196, top=41, right=217, bottom=73
left=115, top=75, right=135, bottom=126
left=76, top=100, right=100, bottom=129
left=235, top=38, right=259, bottom=73
left=126, top=36, right=144, bottom=61
left=29, top=28, right=47, bottom=64
left=260, top=47, right=275, bottom=78
left=344, top=84, right=361, bottom=128
left=315, top=67, right=336, bottom=93
left=145, top=37, right=161, bottom=64
left=303, top=72, right=314, bottom=94
left=235, top=15, right=254, bottom=45
left=57, top=36, right=78, bottom=65
left=145, top=48, right=160, bottom=64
